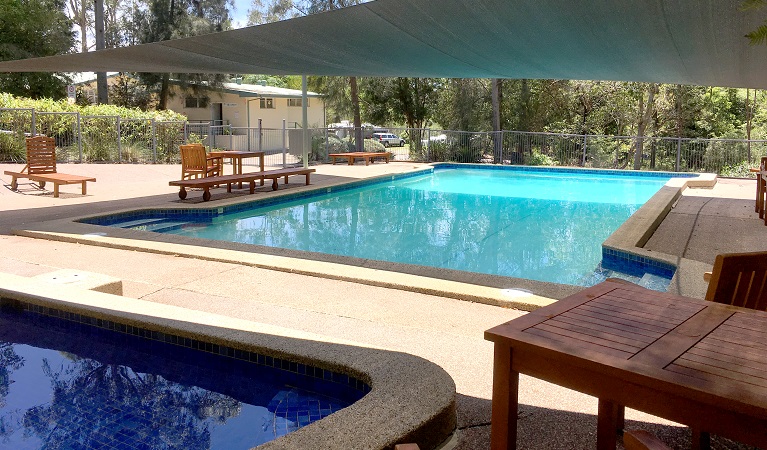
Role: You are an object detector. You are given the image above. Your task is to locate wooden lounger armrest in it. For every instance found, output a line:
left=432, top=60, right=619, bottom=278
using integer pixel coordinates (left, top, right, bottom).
left=703, top=271, right=712, bottom=282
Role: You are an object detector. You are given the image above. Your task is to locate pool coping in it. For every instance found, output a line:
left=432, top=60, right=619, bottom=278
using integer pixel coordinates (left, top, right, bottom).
left=0, top=272, right=457, bottom=450
left=10, top=165, right=717, bottom=309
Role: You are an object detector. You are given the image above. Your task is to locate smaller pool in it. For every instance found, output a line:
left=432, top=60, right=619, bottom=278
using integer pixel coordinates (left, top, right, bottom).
left=0, top=300, right=368, bottom=450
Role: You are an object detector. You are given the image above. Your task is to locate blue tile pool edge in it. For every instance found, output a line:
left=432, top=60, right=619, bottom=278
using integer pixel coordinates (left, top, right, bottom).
left=601, top=247, right=676, bottom=279
left=0, top=297, right=371, bottom=396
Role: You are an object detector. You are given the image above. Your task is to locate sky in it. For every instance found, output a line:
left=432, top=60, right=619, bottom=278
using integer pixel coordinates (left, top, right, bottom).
left=231, top=0, right=251, bottom=28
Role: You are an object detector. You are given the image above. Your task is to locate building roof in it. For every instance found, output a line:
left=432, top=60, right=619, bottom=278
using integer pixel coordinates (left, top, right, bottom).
left=217, top=81, right=322, bottom=98
left=0, top=0, right=766, bottom=89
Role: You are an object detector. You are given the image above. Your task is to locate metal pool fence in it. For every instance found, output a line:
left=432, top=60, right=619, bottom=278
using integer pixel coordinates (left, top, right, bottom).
left=1, top=108, right=765, bottom=176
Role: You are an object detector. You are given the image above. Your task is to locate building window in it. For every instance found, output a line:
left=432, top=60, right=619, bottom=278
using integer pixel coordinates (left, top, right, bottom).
left=185, top=97, right=209, bottom=108
left=287, top=98, right=308, bottom=107
left=259, top=98, right=275, bottom=109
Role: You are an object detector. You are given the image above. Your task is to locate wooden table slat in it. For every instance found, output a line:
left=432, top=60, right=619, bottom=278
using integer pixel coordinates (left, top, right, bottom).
left=669, top=358, right=767, bottom=389
left=681, top=350, right=767, bottom=381
left=533, top=322, right=644, bottom=353
left=629, top=307, right=732, bottom=367
left=550, top=316, right=657, bottom=345
left=563, top=309, right=671, bottom=336
left=524, top=327, right=635, bottom=359
left=724, top=311, right=767, bottom=330
left=694, top=338, right=767, bottom=365
left=577, top=302, right=681, bottom=330
left=709, top=326, right=767, bottom=351
left=588, top=296, right=698, bottom=324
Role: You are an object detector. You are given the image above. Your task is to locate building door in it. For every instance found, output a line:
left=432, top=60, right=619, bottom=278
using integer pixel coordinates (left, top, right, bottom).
left=211, top=103, right=223, bottom=126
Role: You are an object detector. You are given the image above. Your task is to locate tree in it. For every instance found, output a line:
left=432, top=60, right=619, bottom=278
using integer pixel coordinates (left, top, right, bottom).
left=0, top=0, right=75, bottom=99
left=131, top=0, right=233, bottom=109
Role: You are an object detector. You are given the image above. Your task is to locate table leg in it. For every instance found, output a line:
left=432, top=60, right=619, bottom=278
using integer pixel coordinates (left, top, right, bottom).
left=259, top=155, right=265, bottom=186
left=236, top=157, right=243, bottom=189
left=597, top=399, right=621, bottom=450
left=491, top=344, right=518, bottom=450
left=691, top=428, right=711, bottom=450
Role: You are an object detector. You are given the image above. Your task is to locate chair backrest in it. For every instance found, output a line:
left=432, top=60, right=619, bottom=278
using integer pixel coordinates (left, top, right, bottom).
left=705, top=251, right=767, bottom=310
left=180, top=144, right=207, bottom=173
left=26, top=136, right=57, bottom=175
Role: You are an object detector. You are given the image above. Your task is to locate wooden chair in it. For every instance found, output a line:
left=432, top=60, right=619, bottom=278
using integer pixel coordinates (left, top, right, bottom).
left=705, top=251, right=767, bottom=310
left=623, top=430, right=672, bottom=450
left=4, top=136, right=96, bottom=197
left=180, top=143, right=222, bottom=180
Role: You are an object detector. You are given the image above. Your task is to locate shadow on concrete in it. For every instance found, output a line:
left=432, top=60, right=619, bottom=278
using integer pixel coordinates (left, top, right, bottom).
left=454, top=393, right=755, bottom=450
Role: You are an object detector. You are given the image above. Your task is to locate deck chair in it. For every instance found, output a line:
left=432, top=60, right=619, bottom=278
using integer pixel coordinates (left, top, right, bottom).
left=180, top=144, right=222, bottom=180
left=704, top=251, right=767, bottom=310
left=4, top=136, right=96, bottom=197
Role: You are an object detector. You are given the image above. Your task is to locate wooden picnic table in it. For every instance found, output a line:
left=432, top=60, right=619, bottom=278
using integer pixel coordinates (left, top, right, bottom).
left=485, top=279, right=767, bottom=450
left=208, top=150, right=265, bottom=188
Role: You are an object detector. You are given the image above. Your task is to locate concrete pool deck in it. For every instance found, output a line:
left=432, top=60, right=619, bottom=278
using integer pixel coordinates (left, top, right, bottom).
left=1, top=162, right=765, bottom=449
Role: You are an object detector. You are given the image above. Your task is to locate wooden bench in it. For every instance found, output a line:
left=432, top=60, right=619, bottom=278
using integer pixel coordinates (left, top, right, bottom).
left=329, top=152, right=391, bottom=165
left=169, top=167, right=315, bottom=201
left=4, top=136, right=96, bottom=197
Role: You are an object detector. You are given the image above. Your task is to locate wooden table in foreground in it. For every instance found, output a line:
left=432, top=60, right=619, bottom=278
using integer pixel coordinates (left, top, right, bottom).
left=208, top=150, right=265, bottom=187
left=485, top=279, right=767, bottom=450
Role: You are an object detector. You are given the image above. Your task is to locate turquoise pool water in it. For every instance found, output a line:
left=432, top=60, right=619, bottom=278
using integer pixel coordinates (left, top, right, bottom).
left=147, top=167, right=677, bottom=286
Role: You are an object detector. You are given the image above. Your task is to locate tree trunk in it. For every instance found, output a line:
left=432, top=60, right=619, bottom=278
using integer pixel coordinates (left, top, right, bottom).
left=634, top=84, right=656, bottom=170
left=491, top=78, right=502, bottom=163
left=94, top=0, right=108, bottom=104
left=350, top=76, right=363, bottom=152
left=158, top=74, right=170, bottom=110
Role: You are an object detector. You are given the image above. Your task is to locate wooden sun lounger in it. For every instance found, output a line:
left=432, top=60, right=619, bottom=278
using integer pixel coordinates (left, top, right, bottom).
left=169, top=167, right=315, bottom=201
left=4, top=136, right=96, bottom=197
left=329, top=152, right=391, bottom=166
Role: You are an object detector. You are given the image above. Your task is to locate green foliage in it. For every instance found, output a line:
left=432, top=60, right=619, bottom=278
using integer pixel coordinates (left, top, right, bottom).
left=524, top=150, right=558, bottom=166
left=720, top=161, right=758, bottom=178
left=0, top=93, right=186, bottom=163
left=0, top=0, right=75, bottom=99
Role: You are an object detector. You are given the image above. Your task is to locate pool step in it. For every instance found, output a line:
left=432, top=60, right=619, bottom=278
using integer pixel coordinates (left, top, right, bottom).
left=116, top=218, right=168, bottom=229
left=142, top=221, right=188, bottom=232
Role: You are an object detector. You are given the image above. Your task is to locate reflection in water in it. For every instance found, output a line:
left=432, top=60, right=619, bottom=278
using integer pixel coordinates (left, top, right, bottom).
left=171, top=169, right=667, bottom=285
left=0, top=308, right=358, bottom=450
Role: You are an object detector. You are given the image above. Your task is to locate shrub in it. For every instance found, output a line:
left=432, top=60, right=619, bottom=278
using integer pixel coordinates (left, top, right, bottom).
left=524, top=150, right=558, bottom=166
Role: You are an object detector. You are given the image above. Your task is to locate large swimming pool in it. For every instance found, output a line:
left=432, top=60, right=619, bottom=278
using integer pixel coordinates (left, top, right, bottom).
left=0, top=301, right=368, bottom=449
left=90, top=166, right=687, bottom=288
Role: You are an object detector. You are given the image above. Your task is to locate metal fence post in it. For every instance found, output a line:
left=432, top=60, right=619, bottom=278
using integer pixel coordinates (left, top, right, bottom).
left=31, top=109, right=37, bottom=136
left=151, top=119, right=157, bottom=163
left=675, top=137, right=681, bottom=172
left=116, top=116, right=122, bottom=163
left=582, top=134, right=588, bottom=166
left=282, top=119, right=287, bottom=168
left=427, top=129, right=432, bottom=162
left=258, top=118, right=263, bottom=153
left=76, top=112, right=83, bottom=163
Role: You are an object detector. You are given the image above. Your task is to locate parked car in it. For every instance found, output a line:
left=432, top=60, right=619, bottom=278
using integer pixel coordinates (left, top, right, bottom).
left=372, top=132, right=405, bottom=147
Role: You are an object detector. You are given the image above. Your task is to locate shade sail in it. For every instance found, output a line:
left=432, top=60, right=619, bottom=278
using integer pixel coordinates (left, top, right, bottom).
left=1, top=0, right=766, bottom=88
